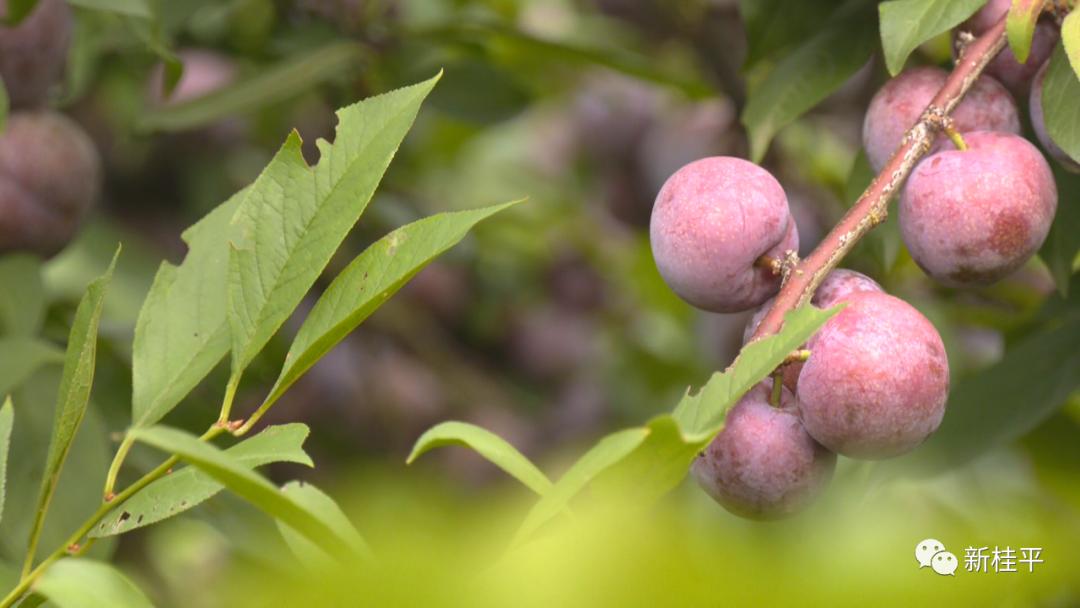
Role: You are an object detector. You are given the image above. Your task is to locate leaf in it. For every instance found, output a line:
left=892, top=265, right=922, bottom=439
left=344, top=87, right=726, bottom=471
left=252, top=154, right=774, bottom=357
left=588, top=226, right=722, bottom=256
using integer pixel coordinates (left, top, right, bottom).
left=137, top=42, right=366, bottom=132
left=0, top=398, right=12, bottom=526
left=25, top=249, right=118, bottom=562
left=65, top=0, right=152, bottom=18
left=741, top=1, right=877, bottom=161
left=674, top=305, right=842, bottom=440
left=1039, top=167, right=1080, bottom=296
left=1063, top=10, right=1080, bottom=79
left=1042, top=44, right=1080, bottom=164
left=131, top=193, right=242, bottom=429
left=276, top=481, right=371, bottom=567
left=513, top=428, right=650, bottom=545
left=879, top=0, right=985, bottom=75
left=91, top=423, right=313, bottom=537
left=0, top=0, right=40, bottom=25
left=407, top=421, right=551, bottom=496
left=34, top=559, right=153, bottom=608
left=227, top=73, right=440, bottom=376
left=130, top=425, right=353, bottom=558
left=1007, top=0, right=1046, bottom=64
left=591, top=415, right=702, bottom=506
left=0, top=76, right=6, bottom=132
left=267, top=200, right=521, bottom=407
left=0, top=338, right=64, bottom=398
left=0, top=255, right=44, bottom=337
left=740, top=0, right=835, bottom=68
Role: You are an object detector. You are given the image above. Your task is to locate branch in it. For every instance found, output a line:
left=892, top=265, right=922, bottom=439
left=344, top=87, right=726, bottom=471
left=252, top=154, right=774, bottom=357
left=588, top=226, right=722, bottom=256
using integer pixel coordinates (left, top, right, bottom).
left=748, top=16, right=1009, bottom=343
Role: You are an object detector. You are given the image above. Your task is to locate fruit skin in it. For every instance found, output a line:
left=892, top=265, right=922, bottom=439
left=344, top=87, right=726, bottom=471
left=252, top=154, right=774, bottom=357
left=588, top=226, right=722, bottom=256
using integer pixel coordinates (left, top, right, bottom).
left=958, top=0, right=1059, bottom=97
left=899, top=131, right=1057, bottom=287
left=0, top=111, right=102, bottom=257
left=1029, top=60, right=1080, bottom=174
left=650, top=156, right=798, bottom=313
left=862, top=67, right=1020, bottom=172
left=691, top=381, right=835, bottom=519
left=0, top=0, right=73, bottom=108
left=796, top=291, right=949, bottom=460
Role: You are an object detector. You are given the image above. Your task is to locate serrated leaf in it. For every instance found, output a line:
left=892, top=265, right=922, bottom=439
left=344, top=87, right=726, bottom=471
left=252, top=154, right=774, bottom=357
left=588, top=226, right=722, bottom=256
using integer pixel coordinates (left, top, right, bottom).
left=276, top=481, right=371, bottom=567
left=742, top=2, right=877, bottom=161
left=226, top=74, right=441, bottom=378
left=1007, top=0, right=1045, bottom=64
left=879, top=0, right=985, bottom=75
left=137, top=42, right=365, bottom=133
left=0, top=338, right=63, bottom=398
left=674, top=304, right=842, bottom=440
left=1042, top=45, right=1080, bottom=164
left=130, top=425, right=352, bottom=558
left=513, top=428, right=650, bottom=545
left=0, top=255, right=44, bottom=337
left=267, top=200, right=521, bottom=408
left=25, top=249, right=118, bottom=562
left=91, top=423, right=312, bottom=538
left=408, top=421, right=551, bottom=496
left=65, top=0, right=151, bottom=18
left=34, top=559, right=153, bottom=608
left=131, top=194, right=242, bottom=429
left=0, top=398, right=12, bottom=526
left=1063, top=11, right=1080, bottom=78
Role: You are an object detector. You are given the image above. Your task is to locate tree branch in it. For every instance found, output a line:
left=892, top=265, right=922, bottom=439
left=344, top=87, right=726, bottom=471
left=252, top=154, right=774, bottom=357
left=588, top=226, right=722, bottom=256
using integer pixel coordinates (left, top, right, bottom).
left=747, top=16, right=1009, bottom=343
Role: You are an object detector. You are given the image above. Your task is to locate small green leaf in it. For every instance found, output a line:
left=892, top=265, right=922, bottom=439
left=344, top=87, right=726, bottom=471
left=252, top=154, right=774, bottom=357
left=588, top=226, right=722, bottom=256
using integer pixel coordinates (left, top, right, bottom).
left=137, top=42, right=366, bottom=132
left=25, top=249, right=118, bottom=564
left=0, top=338, right=64, bottom=398
left=742, top=2, right=877, bottom=161
left=227, top=74, right=440, bottom=377
left=879, top=0, right=985, bottom=75
left=65, top=0, right=151, bottom=18
left=514, top=428, right=650, bottom=545
left=130, top=425, right=353, bottom=558
left=0, top=255, right=44, bottom=337
left=34, top=559, right=153, bottom=608
left=674, top=304, right=842, bottom=440
left=408, top=421, right=551, bottom=496
left=0, top=0, right=40, bottom=25
left=91, top=423, right=312, bottom=537
left=1006, top=0, right=1045, bottom=64
left=276, top=481, right=371, bottom=567
left=1063, top=10, right=1080, bottom=79
left=1039, top=168, right=1080, bottom=296
left=1042, top=45, right=1080, bottom=164
left=267, top=200, right=521, bottom=408
left=0, top=398, right=13, bottom=525
left=132, top=193, right=242, bottom=429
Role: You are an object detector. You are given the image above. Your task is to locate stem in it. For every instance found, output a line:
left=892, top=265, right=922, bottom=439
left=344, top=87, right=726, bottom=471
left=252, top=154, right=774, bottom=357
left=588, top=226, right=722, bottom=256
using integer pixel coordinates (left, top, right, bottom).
left=769, top=371, right=784, bottom=407
left=103, top=434, right=135, bottom=501
left=944, top=125, right=968, bottom=151
left=747, top=16, right=1009, bottom=344
left=217, top=373, right=241, bottom=426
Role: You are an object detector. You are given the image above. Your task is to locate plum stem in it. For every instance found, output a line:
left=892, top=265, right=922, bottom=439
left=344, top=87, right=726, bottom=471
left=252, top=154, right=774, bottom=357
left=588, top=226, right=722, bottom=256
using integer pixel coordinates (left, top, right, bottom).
left=944, top=123, right=968, bottom=151
left=754, top=255, right=783, bottom=275
left=769, top=371, right=784, bottom=407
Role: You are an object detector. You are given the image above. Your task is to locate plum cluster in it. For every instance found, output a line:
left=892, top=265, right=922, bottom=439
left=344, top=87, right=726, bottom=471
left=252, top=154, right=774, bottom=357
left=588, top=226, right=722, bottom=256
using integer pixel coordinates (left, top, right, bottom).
left=652, top=1, right=1067, bottom=519
left=0, top=0, right=100, bottom=257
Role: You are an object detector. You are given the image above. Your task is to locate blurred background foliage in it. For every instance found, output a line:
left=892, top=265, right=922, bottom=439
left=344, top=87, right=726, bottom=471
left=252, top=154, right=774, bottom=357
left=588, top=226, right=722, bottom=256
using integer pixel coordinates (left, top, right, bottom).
left=1, top=0, right=1078, bottom=605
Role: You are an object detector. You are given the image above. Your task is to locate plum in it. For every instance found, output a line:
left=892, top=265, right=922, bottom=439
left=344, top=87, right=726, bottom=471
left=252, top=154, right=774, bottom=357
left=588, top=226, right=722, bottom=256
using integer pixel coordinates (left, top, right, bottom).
left=0, top=0, right=72, bottom=108
left=899, top=131, right=1057, bottom=286
left=650, top=156, right=798, bottom=313
left=957, top=0, right=1059, bottom=97
left=796, top=292, right=949, bottom=459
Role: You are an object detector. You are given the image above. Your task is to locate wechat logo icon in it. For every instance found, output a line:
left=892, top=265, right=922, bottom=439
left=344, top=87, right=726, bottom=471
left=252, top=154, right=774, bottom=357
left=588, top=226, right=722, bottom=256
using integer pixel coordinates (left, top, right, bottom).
left=916, top=538, right=957, bottom=576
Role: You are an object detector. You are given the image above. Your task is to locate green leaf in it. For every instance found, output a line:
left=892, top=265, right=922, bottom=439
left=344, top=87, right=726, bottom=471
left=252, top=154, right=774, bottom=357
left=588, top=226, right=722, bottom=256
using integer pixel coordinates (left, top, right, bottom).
left=513, top=428, right=649, bottom=545
left=137, top=42, right=366, bottom=132
left=0, top=76, right=7, bottom=132
left=674, top=305, right=842, bottom=440
left=0, top=255, right=44, bottom=337
left=0, top=0, right=40, bottom=25
left=0, top=338, right=63, bottom=398
left=0, top=398, right=12, bottom=526
left=267, top=200, right=521, bottom=408
left=65, top=0, right=152, bottom=18
left=131, top=193, right=242, bottom=429
left=741, top=2, right=877, bottom=161
left=879, top=0, right=984, bottom=75
left=408, top=421, right=551, bottom=496
left=130, top=425, right=353, bottom=558
left=1039, top=168, right=1080, bottom=296
left=1063, top=11, right=1080, bottom=79
left=1042, top=44, right=1080, bottom=164
left=226, top=74, right=440, bottom=376
left=91, top=423, right=312, bottom=537
left=740, top=0, right=835, bottom=68
left=1007, top=0, right=1045, bottom=64
left=34, top=559, right=153, bottom=608
left=591, top=415, right=702, bottom=506
left=276, top=481, right=371, bottom=567
left=25, top=249, right=118, bottom=563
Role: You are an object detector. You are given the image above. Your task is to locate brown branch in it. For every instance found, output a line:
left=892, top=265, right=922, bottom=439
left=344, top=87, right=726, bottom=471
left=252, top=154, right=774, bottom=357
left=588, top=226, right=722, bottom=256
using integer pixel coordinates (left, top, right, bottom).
left=747, top=16, right=1009, bottom=344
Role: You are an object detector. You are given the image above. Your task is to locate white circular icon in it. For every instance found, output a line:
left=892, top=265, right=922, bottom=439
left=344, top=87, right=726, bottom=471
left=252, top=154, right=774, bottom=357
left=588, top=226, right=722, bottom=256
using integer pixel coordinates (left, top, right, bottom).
left=915, top=538, right=944, bottom=568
